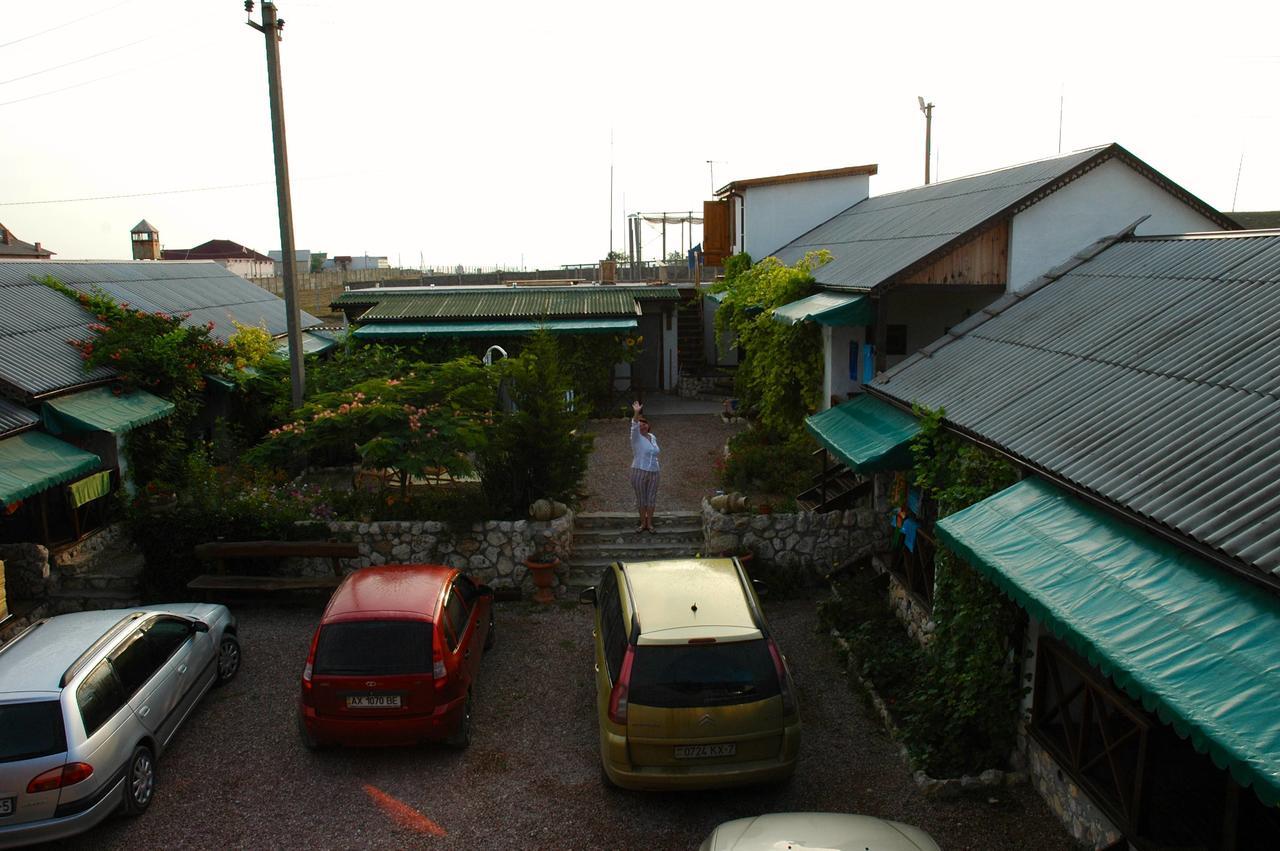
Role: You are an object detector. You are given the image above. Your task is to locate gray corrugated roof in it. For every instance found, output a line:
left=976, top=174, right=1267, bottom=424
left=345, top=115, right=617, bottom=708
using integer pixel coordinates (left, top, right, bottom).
left=334, top=285, right=677, bottom=322
left=0, top=260, right=321, bottom=398
left=873, top=230, right=1280, bottom=582
left=0, top=396, right=38, bottom=438
left=772, top=144, right=1234, bottom=290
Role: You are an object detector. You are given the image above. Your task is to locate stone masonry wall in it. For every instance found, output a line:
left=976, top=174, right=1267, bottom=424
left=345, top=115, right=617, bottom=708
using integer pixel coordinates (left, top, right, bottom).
left=0, top=543, right=50, bottom=598
left=283, top=513, right=575, bottom=597
left=1019, top=730, right=1122, bottom=849
left=701, top=499, right=887, bottom=574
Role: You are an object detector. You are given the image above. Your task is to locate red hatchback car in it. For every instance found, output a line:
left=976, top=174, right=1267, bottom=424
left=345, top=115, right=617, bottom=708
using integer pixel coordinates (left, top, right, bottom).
left=297, top=564, right=495, bottom=749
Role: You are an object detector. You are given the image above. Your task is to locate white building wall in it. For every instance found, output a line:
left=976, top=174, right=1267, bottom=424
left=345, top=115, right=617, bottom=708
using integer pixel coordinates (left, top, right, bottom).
left=734, top=175, right=871, bottom=260
left=1008, top=158, right=1223, bottom=291
left=703, top=296, right=739, bottom=367
left=822, top=324, right=865, bottom=408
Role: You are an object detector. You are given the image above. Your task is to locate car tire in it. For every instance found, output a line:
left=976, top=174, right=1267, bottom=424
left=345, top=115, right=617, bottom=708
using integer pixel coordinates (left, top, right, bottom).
left=215, top=634, right=241, bottom=686
left=446, top=693, right=473, bottom=749
left=483, top=608, right=496, bottom=652
left=122, top=744, right=155, bottom=816
left=297, top=710, right=325, bottom=751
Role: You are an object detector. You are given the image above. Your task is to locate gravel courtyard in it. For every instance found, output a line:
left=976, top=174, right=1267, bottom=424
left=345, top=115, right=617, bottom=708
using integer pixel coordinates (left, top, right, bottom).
left=57, top=595, right=1079, bottom=850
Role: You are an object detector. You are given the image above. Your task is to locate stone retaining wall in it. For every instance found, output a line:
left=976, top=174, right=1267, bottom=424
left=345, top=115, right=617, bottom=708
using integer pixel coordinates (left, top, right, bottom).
left=0, top=543, right=50, bottom=598
left=283, top=513, right=575, bottom=597
left=1019, top=730, right=1121, bottom=848
left=701, top=499, right=886, bottom=574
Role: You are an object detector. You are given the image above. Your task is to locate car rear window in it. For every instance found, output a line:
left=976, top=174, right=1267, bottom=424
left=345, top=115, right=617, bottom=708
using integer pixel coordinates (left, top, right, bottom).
left=629, top=639, right=780, bottom=708
left=0, top=701, right=67, bottom=762
left=314, top=621, right=432, bottom=676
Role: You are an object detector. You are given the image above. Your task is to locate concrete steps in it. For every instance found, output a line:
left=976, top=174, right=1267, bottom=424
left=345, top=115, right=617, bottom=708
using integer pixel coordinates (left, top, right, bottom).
left=53, top=541, right=145, bottom=597
left=566, top=511, right=703, bottom=588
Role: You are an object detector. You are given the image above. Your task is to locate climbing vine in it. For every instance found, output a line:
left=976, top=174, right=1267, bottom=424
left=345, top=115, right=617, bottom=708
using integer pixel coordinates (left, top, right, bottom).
left=711, top=250, right=831, bottom=437
left=900, top=404, right=1026, bottom=776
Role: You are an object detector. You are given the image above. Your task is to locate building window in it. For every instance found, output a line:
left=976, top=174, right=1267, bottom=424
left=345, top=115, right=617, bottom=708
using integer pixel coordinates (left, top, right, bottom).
left=886, top=324, right=907, bottom=356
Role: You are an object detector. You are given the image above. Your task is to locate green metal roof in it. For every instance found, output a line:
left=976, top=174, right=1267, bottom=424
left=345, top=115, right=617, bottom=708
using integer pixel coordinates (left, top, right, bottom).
left=937, top=477, right=1280, bottom=807
left=41, top=386, right=174, bottom=435
left=352, top=318, right=639, bottom=340
left=334, top=287, right=645, bottom=321
left=805, top=394, right=920, bottom=471
left=0, top=431, right=101, bottom=504
left=773, top=291, right=872, bottom=326
left=276, top=330, right=338, bottom=355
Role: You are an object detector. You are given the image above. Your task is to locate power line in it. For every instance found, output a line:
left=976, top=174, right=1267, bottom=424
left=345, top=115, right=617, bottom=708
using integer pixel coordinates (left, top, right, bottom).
left=0, top=0, right=137, bottom=50
left=0, top=66, right=135, bottom=107
left=0, top=180, right=277, bottom=206
left=0, top=37, right=153, bottom=87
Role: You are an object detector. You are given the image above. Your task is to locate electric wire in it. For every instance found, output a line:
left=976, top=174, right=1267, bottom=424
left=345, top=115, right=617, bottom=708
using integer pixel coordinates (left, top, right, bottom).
left=0, top=180, right=278, bottom=207
left=0, top=37, right=153, bottom=87
left=0, top=1, right=138, bottom=50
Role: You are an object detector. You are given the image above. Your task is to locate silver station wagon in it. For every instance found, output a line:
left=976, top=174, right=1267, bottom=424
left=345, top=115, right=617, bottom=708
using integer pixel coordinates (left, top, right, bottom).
left=0, top=604, right=240, bottom=848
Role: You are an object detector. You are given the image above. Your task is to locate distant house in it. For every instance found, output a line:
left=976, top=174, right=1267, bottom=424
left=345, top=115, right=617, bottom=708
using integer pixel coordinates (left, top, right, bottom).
left=1229, top=210, right=1280, bottom=229
left=327, top=255, right=389, bottom=272
left=0, top=222, right=53, bottom=259
left=753, top=144, right=1236, bottom=407
left=268, top=249, right=316, bottom=276
left=161, top=239, right=275, bottom=279
left=811, top=227, right=1280, bottom=849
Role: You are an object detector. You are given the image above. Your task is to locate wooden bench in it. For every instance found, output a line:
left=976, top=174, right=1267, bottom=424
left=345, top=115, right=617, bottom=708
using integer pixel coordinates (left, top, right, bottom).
left=187, top=540, right=360, bottom=593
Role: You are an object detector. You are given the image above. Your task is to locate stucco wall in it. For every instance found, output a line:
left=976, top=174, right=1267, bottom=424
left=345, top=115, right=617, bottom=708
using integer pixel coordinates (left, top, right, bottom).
left=881, top=287, right=1003, bottom=369
left=737, top=175, right=872, bottom=260
left=1008, top=158, right=1222, bottom=292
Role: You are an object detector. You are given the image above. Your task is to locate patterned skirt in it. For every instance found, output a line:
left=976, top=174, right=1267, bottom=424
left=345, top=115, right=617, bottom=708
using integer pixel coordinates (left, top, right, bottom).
left=629, top=467, right=660, bottom=509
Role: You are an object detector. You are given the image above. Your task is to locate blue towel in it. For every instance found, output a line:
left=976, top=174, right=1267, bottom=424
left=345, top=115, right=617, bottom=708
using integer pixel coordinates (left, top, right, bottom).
left=862, top=343, right=875, bottom=383
left=902, top=518, right=918, bottom=552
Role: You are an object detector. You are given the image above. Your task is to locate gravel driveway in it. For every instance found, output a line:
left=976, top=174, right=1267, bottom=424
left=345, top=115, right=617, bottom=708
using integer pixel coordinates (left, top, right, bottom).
left=58, top=594, right=1078, bottom=850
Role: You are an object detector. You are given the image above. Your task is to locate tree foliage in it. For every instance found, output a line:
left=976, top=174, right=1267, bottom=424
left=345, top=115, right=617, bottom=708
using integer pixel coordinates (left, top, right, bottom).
left=711, top=251, right=831, bottom=437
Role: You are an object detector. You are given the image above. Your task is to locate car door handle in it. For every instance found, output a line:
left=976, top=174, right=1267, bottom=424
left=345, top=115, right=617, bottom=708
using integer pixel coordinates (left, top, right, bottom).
left=178, top=664, right=188, bottom=674
left=138, top=706, right=150, bottom=718
left=594, top=663, right=600, bottom=673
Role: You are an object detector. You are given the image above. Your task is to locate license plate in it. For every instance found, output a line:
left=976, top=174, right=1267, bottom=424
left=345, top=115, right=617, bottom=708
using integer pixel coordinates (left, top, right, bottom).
left=0, top=796, right=13, bottom=817
left=674, top=743, right=736, bottom=759
left=346, top=694, right=401, bottom=709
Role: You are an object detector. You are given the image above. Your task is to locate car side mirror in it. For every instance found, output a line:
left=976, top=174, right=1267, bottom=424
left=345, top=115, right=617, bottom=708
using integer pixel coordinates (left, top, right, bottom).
left=578, top=587, right=597, bottom=606
left=751, top=578, right=769, bottom=598
left=192, top=620, right=210, bottom=633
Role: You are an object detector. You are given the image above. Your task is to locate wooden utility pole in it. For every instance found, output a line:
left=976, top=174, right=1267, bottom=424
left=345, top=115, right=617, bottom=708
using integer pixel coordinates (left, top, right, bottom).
left=247, top=0, right=305, bottom=408
left=918, top=97, right=935, bottom=185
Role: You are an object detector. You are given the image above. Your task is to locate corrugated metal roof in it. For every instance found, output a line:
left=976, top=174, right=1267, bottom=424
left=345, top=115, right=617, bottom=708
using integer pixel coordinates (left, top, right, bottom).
left=352, top=318, right=639, bottom=339
left=0, top=260, right=321, bottom=398
left=0, top=397, right=38, bottom=438
left=873, top=230, right=1280, bottom=582
left=772, top=148, right=1106, bottom=288
left=335, top=286, right=644, bottom=321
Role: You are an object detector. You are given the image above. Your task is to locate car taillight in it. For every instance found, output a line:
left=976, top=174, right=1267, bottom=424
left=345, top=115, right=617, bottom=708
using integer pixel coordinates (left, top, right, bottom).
left=27, top=763, right=93, bottom=794
left=608, top=645, right=635, bottom=725
left=432, top=630, right=447, bottom=680
left=301, top=628, right=319, bottom=705
left=767, top=639, right=798, bottom=717
left=302, top=662, right=313, bottom=682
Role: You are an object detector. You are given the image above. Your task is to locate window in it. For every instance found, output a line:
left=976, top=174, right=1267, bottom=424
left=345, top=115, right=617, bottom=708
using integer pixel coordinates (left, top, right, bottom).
left=629, top=640, right=780, bottom=709
left=0, top=702, right=66, bottom=762
left=77, top=660, right=126, bottom=737
left=144, top=617, right=191, bottom=662
left=444, top=593, right=469, bottom=652
left=313, top=621, right=431, bottom=676
left=452, top=575, right=479, bottom=606
left=110, top=631, right=161, bottom=697
left=599, top=569, right=626, bottom=682
left=886, top=324, right=908, bottom=356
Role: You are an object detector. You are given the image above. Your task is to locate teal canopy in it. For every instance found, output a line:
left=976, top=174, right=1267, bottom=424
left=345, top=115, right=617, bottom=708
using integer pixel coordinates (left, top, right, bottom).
left=773, top=291, right=872, bottom=326
left=805, top=393, right=919, bottom=471
left=0, top=432, right=101, bottom=505
left=937, top=477, right=1280, bottom=806
left=42, top=387, right=174, bottom=436
left=353, top=319, right=638, bottom=339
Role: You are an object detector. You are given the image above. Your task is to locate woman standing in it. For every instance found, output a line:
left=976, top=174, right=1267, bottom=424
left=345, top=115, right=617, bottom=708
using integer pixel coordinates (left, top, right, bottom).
left=629, top=400, right=660, bottom=533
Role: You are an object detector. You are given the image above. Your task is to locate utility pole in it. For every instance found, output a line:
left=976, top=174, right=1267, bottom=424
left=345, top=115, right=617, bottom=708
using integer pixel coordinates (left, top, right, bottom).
left=918, top=96, right=934, bottom=185
left=246, top=0, right=305, bottom=409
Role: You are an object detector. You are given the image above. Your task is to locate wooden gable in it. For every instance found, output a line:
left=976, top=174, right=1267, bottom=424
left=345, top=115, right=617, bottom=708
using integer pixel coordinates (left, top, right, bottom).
left=897, top=219, right=1009, bottom=286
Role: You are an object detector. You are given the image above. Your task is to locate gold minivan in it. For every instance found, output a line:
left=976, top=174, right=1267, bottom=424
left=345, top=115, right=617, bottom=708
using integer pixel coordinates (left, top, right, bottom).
left=581, top=558, right=800, bottom=790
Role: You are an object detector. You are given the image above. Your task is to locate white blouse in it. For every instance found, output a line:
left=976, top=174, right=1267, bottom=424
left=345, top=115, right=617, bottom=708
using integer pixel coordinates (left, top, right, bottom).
left=630, top=420, right=660, bottom=472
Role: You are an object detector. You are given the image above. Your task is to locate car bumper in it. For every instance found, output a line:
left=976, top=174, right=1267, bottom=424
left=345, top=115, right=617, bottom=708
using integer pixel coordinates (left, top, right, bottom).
left=300, top=695, right=465, bottom=747
left=602, top=724, right=801, bottom=791
left=0, top=775, right=124, bottom=849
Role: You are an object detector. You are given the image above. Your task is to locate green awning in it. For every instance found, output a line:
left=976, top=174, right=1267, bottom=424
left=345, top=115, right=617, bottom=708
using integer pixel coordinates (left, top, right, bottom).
left=937, top=477, right=1280, bottom=806
left=0, top=432, right=101, bottom=505
left=204, top=373, right=237, bottom=391
left=805, top=393, right=920, bottom=471
left=773, top=291, right=872, bottom=326
left=706, top=289, right=727, bottom=303
left=42, top=387, right=174, bottom=436
left=352, top=318, right=639, bottom=339
left=276, top=331, right=338, bottom=355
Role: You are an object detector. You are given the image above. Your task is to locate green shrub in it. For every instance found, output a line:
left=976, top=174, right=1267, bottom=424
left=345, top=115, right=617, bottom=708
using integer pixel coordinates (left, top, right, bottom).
left=720, top=428, right=821, bottom=496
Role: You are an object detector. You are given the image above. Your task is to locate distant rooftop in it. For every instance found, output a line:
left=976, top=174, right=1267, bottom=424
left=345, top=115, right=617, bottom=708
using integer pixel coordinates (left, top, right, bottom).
left=715, top=163, right=879, bottom=196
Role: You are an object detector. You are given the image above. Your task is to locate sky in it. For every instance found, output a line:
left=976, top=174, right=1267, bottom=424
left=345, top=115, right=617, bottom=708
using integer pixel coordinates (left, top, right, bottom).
left=2, top=0, right=1279, bottom=271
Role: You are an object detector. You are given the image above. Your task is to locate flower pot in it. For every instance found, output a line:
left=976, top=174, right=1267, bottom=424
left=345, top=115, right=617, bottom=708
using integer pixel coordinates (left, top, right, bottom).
left=525, top=557, right=560, bottom=604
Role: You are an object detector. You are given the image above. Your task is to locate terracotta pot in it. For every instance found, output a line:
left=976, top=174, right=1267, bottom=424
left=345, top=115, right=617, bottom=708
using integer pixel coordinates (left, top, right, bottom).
left=525, top=557, right=560, bottom=604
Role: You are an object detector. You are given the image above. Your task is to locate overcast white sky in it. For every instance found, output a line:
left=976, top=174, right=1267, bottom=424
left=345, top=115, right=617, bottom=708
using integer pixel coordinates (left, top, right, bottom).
left=2, top=0, right=1278, bottom=270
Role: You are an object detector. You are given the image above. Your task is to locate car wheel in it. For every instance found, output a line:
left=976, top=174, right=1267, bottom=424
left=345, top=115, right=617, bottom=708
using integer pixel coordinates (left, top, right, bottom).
left=297, top=710, right=325, bottom=751
left=446, top=693, right=473, bottom=749
left=483, top=608, right=496, bottom=652
left=215, top=635, right=241, bottom=685
left=123, top=745, right=155, bottom=816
